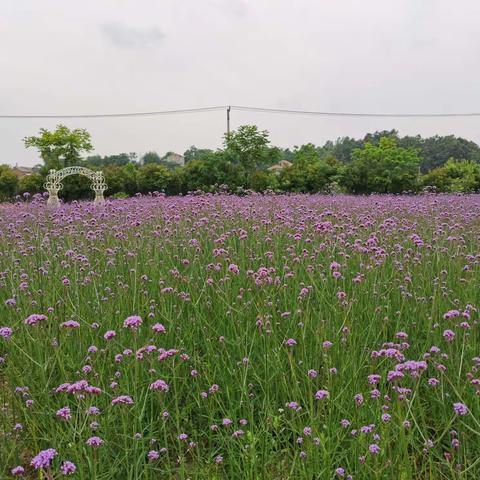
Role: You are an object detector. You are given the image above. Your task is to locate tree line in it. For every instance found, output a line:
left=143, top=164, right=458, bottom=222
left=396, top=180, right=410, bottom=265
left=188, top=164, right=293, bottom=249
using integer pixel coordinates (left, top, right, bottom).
left=1, top=124, right=480, bottom=201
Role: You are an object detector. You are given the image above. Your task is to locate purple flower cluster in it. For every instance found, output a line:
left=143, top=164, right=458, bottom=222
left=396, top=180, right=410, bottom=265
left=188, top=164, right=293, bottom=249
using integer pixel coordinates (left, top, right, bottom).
left=31, top=448, right=57, bottom=469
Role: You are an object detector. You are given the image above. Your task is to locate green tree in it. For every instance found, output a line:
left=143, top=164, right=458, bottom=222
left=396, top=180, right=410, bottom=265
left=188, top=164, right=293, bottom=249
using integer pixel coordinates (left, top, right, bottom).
left=444, top=159, right=480, bottom=192
left=180, top=160, right=217, bottom=193
left=103, top=166, right=129, bottom=197
left=165, top=170, right=183, bottom=195
left=327, top=136, right=364, bottom=163
left=249, top=171, right=278, bottom=192
left=292, top=143, right=321, bottom=166
left=24, top=125, right=93, bottom=171
left=210, top=152, right=247, bottom=190
left=422, top=159, right=480, bottom=192
left=224, top=125, right=279, bottom=170
left=420, top=167, right=451, bottom=192
left=18, top=173, right=44, bottom=196
left=121, top=163, right=139, bottom=196
left=183, top=146, right=213, bottom=163
left=363, top=130, right=399, bottom=145
left=0, top=165, right=19, bottom=201
left=137, top=164, right=172, bottom=193
left=281, top=148, right=295, bottom=162
left=102, top=164, right=139, bottom=197
left=59, top=175, right=93, bottom=202
left=86, top=153, right=133, bottom=168
left=179, top=151, right=246, bottom=192
left=344, top=137, right=421, bottom=193
left=398, top=134, right=423, bottom=151
left=419, top=135, right=480, bottom=173
left=280, top=155, right=344, bottom=193
left=141, top=151, right=162, bottom=165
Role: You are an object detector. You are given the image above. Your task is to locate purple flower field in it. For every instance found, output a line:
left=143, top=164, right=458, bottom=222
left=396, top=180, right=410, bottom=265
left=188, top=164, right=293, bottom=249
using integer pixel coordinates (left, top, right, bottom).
left=1, top=193, right=479, bottom=479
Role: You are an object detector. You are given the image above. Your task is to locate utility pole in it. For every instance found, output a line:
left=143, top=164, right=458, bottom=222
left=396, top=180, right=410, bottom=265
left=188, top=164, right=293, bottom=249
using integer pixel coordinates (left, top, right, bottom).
left=226, top=106, right=231, bottom=137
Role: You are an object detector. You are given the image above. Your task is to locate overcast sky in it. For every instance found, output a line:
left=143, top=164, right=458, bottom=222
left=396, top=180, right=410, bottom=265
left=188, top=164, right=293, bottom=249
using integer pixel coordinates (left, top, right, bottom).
left=1, top=0, right=480, bottom=166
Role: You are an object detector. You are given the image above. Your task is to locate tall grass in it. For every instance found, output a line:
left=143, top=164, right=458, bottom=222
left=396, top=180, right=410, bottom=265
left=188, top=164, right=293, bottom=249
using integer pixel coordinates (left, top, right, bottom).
left=0, top=193, right=479, bottom=479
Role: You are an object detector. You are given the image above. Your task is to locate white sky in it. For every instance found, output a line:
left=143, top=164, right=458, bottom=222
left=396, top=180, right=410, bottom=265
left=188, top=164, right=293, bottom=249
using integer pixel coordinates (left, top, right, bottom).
left=1, top=0, right=480, bottom=166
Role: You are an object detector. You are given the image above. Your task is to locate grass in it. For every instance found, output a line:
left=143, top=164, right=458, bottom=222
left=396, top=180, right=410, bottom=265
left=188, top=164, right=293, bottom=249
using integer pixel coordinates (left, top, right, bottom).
left=0, top=193, right=479, bottom=479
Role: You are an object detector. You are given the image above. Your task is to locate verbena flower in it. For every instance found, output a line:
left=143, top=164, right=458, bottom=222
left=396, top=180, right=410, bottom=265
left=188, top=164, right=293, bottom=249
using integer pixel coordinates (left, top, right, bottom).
left=443, top=329, right=455, bottom=342
left=24, top=314, right=48, bottom=326
left=103, top=330, right=116, bottom=340
left=149, top=379, right=170, bottom=392
left=61, top=320, right=80, bottom=329
left=56, top=406, right=72, bottom=421
left=61, top=461, right=77, bottom=475
left=453, top=402, right=468, bottom=416
left=152, top=323, right=166, bottom=333
left=111, top=395, right=134, bottom=406
left=315, top=389, right=329, bottom=400
left=0, top=326, right=13, bottom=338
left=369, top=443, right=380, bottom=455
left=11, top=466, right=25, bottom=476
left=31, top=448, right=57, bottom=469
left=147, top=450, right=160, bottom=461
left=123, top=315, right=142, bottom=330
left=86, top=436, right=104, bottom=447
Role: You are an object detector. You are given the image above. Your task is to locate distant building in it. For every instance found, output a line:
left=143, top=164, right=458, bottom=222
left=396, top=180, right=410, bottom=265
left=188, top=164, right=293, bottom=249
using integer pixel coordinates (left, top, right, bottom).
left=164, top=152, right=185, bottom=167
left=12, top=165, right=34, bottom=177
left=268, top=160, right=292, bottom=174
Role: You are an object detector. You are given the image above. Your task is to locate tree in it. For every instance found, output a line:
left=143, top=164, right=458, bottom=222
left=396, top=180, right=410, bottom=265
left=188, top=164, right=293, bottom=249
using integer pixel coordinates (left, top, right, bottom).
left=217, top=160, right=248, bottom=190
left=292, top=143, right=321, bottom=166
left=137, top=164, right=172, bottom=193
left=165, top=170, right=183, bottom=195
left=398, top=134, right=423, bottom=151
left=0, top=165, right=19, bottom=201
left=101, top=164, right=140, bottom=197
left=102, top=166, right=129, bottom=196
left=444, top=159, right=480, bottom=192
left=328, top=136, right=364, bottom=163
left=59, top=175, right=94, bottom=202
left=281, top=148, right=295, bottom=162
left=141, top=151, right=162, bottom=165
left=223, top=125, right=279, bottom=170
left=183, top=146, right=213, bottom=163
left=344, top=137, right=421, bottom=193
left=180, top=160, right=217, bottom=193
left=280, top=155, right=344, bottom=193
left=420, top=167, right=450, bottom=192
left=363, top=130, right=399, bottom=145
left=120, top=163, right=139, bottom=196
left=422, top=159, right=480, bottom=192
left=419, top=135, right=480, bottom=173
left=247, top=171, right=278, bottom=192
left=18, top=174, right=44, bottom=196
left=24, top=125, right=93, bottom=171
left=85, top=153, right=133, bottom=167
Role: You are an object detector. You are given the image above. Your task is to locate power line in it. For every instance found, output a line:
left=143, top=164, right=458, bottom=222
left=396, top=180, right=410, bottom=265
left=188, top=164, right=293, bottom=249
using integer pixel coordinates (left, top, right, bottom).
left=1, top=104, right=480, bottom=119
left=231, top=105, right=480, bottom=118
left=0, top=106, right=227, bottom=119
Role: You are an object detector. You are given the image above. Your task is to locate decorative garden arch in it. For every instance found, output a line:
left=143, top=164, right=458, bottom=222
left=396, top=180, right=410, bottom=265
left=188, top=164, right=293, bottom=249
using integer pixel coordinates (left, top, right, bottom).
left=45, top=167, right=108, bottom=206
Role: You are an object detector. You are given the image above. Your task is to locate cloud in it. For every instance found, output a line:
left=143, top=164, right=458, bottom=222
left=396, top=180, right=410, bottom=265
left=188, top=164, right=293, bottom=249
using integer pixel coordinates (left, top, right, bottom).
left=211, top=0, right=248, bottom=17
left=101, top=22, right=164, bottom=49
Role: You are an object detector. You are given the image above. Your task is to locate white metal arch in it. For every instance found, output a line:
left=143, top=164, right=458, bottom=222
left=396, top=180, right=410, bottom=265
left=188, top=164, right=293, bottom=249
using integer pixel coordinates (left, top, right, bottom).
left=45, top=167, right=107, bottom=206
